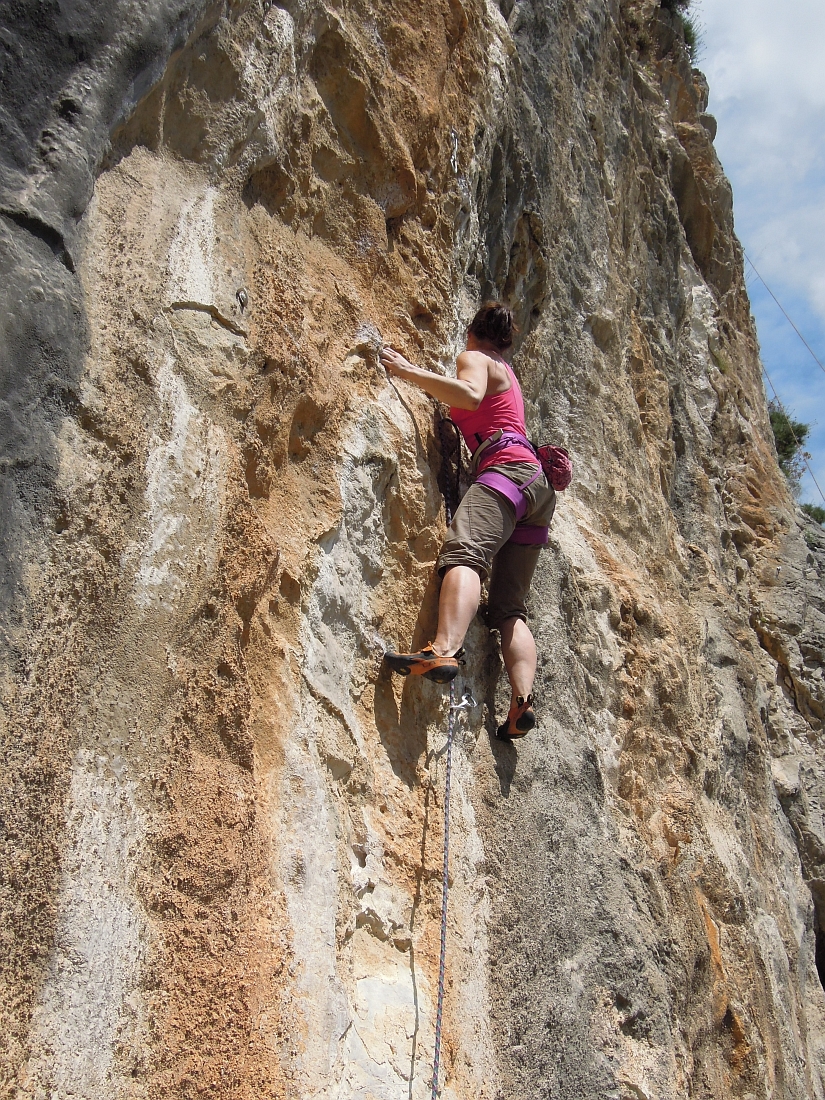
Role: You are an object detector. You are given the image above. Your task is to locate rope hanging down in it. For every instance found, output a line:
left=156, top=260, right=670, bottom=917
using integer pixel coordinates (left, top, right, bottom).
left=744, top=253, right=825, bottom=506
left=432, top=685, right=474, bottom=1099
left=430, top=413, right=471, bottom=1099
left=746, top=254, right=825, bottom=378
left=437, top=415, right=462, bottom=520
left=431, top=680, right=455, bottom=1100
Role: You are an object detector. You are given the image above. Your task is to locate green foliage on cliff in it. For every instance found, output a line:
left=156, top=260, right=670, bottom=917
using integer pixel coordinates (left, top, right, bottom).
left=769, top=400, right=811, bottom=496
left=802, top=503, right=825, bottom=525
left=682, top=16, right=699, bottom=58
left=660, top=0, right=700, bottom=60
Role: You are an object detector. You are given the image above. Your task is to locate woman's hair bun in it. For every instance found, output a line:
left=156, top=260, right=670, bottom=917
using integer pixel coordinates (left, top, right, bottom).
left=467, top=302, right=518, bottom=350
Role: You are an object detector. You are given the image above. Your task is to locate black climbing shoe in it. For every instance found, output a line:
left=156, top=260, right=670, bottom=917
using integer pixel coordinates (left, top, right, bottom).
left=383, top=644, right=463, bottom=684
left=496, top=694, right=536, bottom=740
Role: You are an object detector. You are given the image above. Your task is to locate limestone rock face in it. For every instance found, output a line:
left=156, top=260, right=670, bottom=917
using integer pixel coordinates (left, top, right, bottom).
left=2, top=1, right=825, bottom=1098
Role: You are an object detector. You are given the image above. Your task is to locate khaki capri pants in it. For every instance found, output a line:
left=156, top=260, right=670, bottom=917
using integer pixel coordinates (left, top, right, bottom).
left=436, top=462, right=556, bottom=630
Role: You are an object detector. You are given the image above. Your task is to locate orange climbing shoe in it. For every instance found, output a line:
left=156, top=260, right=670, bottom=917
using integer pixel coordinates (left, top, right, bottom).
left=383, top=644, right=462, bottom=684
left=496, top=694, right=536, bottom=740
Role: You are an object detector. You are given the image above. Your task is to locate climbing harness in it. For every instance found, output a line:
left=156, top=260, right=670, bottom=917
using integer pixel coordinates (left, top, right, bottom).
left=475, top=467, right=548, bottom=544
left=432, top=686, right=475, bottom=1100
left=445, top=421, right=572, bottom=547
left=471, top=428, right=572, bottom=491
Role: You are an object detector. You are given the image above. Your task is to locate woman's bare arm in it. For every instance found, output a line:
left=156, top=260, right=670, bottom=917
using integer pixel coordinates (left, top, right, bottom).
left=380, top=347, right=488, bottom=410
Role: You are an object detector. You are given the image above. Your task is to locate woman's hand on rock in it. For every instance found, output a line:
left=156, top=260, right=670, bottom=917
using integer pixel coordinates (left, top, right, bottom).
left=380, top=346, right=415, bottom=378
left=379, top=345, right=480, bottom=408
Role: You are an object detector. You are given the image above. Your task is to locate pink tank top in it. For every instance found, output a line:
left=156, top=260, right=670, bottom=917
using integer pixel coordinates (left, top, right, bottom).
left=450, top=361, right=538, bottom=473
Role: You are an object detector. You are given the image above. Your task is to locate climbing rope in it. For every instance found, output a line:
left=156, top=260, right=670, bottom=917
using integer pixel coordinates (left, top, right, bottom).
left=431, top=685, right=474, bottom=1100
left=432, top=680, right=455, bottom=1100
left=746, top=254, right=825, bottom=378
left=744, top=253, right=825, bottom=506
left=761, top=361, right=825, bottom=507
left=437, top=414, right=462, bottom=524
left=431, top=411, right=469, bottom=1099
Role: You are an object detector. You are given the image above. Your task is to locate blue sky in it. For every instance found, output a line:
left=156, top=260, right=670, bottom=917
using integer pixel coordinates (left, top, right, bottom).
left=698, top=0, right=825, bottom=504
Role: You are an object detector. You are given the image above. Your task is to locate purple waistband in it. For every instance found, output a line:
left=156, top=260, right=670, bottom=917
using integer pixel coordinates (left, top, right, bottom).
left=475, top=468, right=540, bottom=521
left=508, top=524, right=549, bottom=545
left=474, top=467, right=547, bottom=549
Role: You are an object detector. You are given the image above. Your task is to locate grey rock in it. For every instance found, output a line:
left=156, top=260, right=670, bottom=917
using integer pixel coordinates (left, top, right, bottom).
left=700, top=111, right=718, bottom=141
left=1, top=1, right=824, bottom=1098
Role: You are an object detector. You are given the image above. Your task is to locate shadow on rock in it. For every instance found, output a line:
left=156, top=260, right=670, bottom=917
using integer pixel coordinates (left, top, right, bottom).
left=373, top=664, right=430, bottom=788
left=488, top=720, right=518, bottom=796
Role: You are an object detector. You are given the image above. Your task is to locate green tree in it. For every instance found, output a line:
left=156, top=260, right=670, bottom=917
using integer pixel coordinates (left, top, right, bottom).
left=769, top=400, right=810, bottom=497
left=801, top=503, right=825, bottom=526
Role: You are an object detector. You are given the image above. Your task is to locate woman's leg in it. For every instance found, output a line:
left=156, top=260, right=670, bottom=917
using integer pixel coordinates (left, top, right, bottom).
left=432, top=565, right=481, bottom=656
left=385, top=479, right=513, bottom=680
left=499, top=616, right=537, bottom=703
left=488, top=540, right=541, bottom=710
left=430, top=478, right=513, bottom=656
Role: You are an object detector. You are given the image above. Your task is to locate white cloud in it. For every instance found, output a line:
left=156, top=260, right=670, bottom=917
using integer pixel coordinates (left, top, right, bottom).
left=699, top=0, right=825, bottom=502
left=745, top=198, right=825, bottom=315
left=701, top=0, right=825, bottom=103
left=700, top=0, right=825, bottom=307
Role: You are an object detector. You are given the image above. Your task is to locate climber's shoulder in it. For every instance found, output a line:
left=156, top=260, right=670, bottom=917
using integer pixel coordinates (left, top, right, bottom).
left=456, top=349, right=493, bottom=380
left=457, top=350, right=510, bottom=398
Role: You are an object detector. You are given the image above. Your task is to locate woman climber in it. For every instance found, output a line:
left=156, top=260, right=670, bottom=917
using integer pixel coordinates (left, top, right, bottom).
left=381, top=302, right=556, bottom=741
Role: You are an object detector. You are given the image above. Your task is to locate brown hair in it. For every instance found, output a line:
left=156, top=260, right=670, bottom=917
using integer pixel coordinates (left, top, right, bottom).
left=467, top=302, right=518, bottom=351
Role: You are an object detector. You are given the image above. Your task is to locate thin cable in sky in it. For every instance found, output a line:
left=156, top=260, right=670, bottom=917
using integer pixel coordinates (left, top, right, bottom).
left=761, top=363, right=825, bottom=507
left=745, top=253, right=825, bottom=377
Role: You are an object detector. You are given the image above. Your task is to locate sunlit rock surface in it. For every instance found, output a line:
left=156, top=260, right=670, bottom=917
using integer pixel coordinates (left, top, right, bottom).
left=2, top=1, right=825, bottom=1097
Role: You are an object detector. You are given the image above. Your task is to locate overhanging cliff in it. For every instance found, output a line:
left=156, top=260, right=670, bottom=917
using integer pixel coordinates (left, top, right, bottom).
left=2, top=1, right=825, bottom=1098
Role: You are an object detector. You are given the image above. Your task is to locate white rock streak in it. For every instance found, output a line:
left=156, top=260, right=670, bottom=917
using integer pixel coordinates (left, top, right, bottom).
left=276, top=398, right=497, bottom=1098
left=279, top=707, right=350, bottom=1093
left=26, top=759, right=150, bottom=1098
left=131, top=352, right=224, bottom=609
left=167, top=189, right=217, bottom=306
left=280, top=404, right=424, bottom=1098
